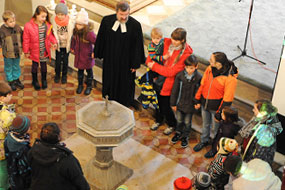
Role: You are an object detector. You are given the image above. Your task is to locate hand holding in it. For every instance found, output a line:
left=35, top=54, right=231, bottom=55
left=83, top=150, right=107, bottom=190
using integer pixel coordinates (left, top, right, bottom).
left=147, top=61, right=155, bottom=69
left=194, top=104, right=201, bottom=110
left=172, top=106, right=177, bottom=112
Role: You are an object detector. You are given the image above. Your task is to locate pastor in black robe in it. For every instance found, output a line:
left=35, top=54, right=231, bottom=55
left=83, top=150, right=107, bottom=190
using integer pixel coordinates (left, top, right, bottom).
left=94, top=14, right=145, bottom=107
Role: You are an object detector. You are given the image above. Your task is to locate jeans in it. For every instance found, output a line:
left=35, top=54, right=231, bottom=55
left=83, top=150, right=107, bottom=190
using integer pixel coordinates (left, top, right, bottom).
left=4, top=57, right=21, bottom=81
left=32, top=61, right=47, bottom=73
left=176, top=110, right=193, bottom=137
left=55, top=48, right=69, bottom=76
left=200, top=106, right=220, bottom=143
left=155, top=94, right=176, bottom=128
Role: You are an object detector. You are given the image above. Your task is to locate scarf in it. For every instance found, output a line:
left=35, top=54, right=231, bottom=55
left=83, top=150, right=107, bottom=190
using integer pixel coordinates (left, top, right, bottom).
left=112, top=20, right=127, bottom=33
left=55, top=15, right=69, bottom=27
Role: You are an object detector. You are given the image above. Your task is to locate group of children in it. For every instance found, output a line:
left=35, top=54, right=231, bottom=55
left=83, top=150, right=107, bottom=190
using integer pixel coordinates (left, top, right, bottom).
left=0, top=0, right=96, bottom=95
left=0, top=82, right=90, bottom=190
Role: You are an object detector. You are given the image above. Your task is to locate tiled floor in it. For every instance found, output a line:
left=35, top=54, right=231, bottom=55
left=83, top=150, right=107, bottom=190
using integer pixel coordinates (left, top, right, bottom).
left=0, top=49, right=214, bottom=175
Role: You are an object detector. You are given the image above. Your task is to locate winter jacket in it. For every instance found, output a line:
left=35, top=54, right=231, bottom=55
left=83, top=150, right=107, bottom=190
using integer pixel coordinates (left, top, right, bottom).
left=243, top=115, right=283, bottom=166
left=0, top=102, right=16, bottom=160
left=51, top=15, right=75, bottom=52
left=0, top=24, right=23, bottom=58
left=4, top=132, right=31, bottom=190
left=23, top=19, right=57, bottom=63
left=146, top=38, right=193, bottom=96
left=211, top=119, right=245, bottom=152
left=170, top=69, right=201, bottom=113
left=233, top=159, right=281, bottom=190
left=28, top=139, right=90, bottom=190
left=70, top=31, right=96, bottom=70
left=195, top=65, right=238, bottom=112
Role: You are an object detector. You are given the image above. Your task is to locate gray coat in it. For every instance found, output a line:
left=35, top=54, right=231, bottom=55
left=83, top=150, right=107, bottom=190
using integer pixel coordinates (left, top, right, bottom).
left=170, top=69, right=202, bottom=113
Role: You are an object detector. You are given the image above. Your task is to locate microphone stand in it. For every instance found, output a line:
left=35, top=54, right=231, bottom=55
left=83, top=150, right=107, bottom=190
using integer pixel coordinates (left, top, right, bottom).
left=232, top=0, right=267, bottom=65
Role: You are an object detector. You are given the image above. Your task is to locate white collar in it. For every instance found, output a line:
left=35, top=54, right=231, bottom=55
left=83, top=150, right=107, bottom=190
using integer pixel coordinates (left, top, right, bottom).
left=112, top=20, right=127, bottom=33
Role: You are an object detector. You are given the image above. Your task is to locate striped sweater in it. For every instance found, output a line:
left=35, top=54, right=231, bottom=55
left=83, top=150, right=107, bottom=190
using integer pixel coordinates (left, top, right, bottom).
left=147, top=38, right=164, bottom=65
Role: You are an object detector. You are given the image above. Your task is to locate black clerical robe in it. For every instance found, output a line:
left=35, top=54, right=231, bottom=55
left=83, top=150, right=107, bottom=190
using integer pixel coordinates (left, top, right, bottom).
left=94, top=14, right=145, bottom=107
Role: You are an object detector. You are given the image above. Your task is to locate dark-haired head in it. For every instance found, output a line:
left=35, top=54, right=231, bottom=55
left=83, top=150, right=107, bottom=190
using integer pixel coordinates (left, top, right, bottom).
left=116, top=1, right=130, bottom=12
left=32, top=5, right=50, bottom=24
left=171, top=27, right=187, bottom=47
left=185, top=55, right=198, bottom=67
left=222, top=106, right=239, bottom=123
left=211, top=52, right=237, bottom=74
left=224, top=155, right=242, bottom=176
left=40, top=122, right=60, bottom=144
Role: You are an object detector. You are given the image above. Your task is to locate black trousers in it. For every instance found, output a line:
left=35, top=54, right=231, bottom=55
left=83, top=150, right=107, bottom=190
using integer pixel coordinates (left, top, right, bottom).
left=155, top=94, right=177, bottom=128
left=55, top=48, right=69, bottom=76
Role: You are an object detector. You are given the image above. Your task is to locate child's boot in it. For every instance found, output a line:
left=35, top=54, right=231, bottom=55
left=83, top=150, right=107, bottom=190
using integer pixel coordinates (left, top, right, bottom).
left=41, top=72, right=47, bottom=89
left=76, top=72, right=84, bottom=94
left=84, top=77, right=93, bottom=95
left=8, top=81, right=17, bottom=91
left=14, top=79, right=24, bottom=89
left=32, top=73, right=41, bottom=90
left=61, top=62, right=68, bottom=84
left=54, top=73, right=60, bottom=83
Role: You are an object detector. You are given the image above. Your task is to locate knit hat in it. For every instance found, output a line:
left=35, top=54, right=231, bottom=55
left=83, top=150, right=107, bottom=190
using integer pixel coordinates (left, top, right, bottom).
left=55, top=0, right=68, bottom=15
left=116, top=185, right=128, bottom=190
left=10, top=115, right=30, bottom=134
left=76, top=8, right=88, bottom=25
left=193, top=172, right=211, bottom=190
left=174, top=176, right=192, bottom=190
left=218, top=137, right=238, bottom=155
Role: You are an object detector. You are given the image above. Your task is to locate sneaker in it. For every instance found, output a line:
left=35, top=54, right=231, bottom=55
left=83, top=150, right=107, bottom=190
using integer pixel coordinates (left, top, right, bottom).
left=204, top=149, right=217, bottom=158
left=171, top=133, right=181, bottom=144
left=163, top=127, right=174, bottom=135
left=181, top=137, right=189, bottom=148
left=193, top=142, right=208, bottom=152
left=150, top=123, right=161, bottom=131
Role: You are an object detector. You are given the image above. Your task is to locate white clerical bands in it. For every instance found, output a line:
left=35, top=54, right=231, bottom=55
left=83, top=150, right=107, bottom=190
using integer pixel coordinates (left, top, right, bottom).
left=112, top=20, right=127, bottom=33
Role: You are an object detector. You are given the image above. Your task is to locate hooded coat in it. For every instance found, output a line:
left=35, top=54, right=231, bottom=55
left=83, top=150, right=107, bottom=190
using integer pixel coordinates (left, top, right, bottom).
left=23, top=19, right=57, bottom=63
left=28, top=139, right=90, bottom=190
left=211, top=118, right=245, bottom=153
left=195, top=65, right=238, bottom=112
left=4, top=132, right=31, bottom=190
left=242, top=115, right=283, bottom=166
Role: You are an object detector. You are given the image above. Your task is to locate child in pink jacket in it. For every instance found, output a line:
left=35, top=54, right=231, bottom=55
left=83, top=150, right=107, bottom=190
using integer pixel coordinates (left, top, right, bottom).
left=23, top=5, right=57, bottom=90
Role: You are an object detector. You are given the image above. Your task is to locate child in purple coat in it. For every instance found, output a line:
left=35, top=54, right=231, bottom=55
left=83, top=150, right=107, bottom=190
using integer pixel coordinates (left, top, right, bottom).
left=70, top=8, right=96, bottom=95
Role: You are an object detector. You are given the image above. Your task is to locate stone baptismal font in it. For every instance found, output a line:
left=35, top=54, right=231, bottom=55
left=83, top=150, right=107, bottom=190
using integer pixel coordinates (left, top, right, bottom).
left=77, top=97, right=135, bottom=190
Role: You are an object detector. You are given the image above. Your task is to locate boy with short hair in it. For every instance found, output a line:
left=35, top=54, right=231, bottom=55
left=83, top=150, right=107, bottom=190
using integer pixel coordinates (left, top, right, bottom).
left=0, top=10, right=24, bottom=91
left=0, top=81, right=16, bottom=189
left=170, top=55, right=202, bottom=148
left=4, top=115, right=31, bottom=190
left=148, top=27, right=168, bottom=65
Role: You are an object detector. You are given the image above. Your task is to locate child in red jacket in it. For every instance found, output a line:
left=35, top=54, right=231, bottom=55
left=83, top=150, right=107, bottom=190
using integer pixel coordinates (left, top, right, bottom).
left=23, top=5, right=57, bottom=90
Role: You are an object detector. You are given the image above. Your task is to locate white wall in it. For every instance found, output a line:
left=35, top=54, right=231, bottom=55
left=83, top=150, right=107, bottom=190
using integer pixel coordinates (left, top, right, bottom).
left=272, top=37, right=285, bottom=116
